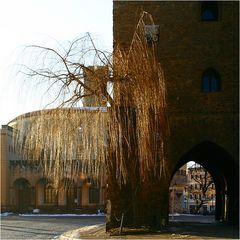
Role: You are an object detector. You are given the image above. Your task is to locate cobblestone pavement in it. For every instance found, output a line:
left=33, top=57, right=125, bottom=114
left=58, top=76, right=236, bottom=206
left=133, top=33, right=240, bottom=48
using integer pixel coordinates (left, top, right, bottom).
left=0, top=215, right=105, bottom=240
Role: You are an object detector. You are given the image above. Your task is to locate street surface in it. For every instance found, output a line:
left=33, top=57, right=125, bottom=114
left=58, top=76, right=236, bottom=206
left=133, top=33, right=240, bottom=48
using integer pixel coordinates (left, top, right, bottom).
left=1, top=215, right=105, bottom=240
left=169, top=214, right=215, bottom=223
left=1, top=214, right=239, bottom=239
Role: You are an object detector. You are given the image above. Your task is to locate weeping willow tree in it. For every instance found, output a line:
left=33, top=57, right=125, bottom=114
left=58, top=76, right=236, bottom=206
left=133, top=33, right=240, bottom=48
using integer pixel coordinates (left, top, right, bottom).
left=13, top=12, right=169, bottom=229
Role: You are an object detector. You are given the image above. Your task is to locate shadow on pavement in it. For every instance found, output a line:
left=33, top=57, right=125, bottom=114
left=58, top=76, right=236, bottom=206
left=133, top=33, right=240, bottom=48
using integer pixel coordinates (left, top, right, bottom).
left=164, top=221, right=239, bottom=239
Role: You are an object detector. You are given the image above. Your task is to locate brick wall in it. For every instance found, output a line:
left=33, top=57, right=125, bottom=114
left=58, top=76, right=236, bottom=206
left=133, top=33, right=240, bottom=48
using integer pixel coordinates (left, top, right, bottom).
left=113, top=1, right=239, bottom=174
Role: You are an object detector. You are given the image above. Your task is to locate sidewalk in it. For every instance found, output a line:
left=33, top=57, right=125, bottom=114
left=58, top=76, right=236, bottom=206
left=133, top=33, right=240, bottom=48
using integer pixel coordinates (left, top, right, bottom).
left=58, top=221, right=239, bottom=239
left=58, top=224, right=108, bottom=240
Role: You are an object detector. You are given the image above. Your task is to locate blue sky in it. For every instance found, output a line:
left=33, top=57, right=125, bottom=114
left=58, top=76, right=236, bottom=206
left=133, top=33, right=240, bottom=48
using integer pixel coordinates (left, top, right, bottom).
left=0, top=0, right=112, bottom=125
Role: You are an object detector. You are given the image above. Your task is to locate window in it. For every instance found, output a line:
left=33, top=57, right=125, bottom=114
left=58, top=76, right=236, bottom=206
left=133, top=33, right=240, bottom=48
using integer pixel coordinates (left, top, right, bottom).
left=202, top=68, right=221, bottom=92
left=144, top=25, right=159, bottom=43
left=44, top=185, right=57, bottom=204
left=201, top=1, right=219, bottom=21
left=89, top=184, right=100, bottom=204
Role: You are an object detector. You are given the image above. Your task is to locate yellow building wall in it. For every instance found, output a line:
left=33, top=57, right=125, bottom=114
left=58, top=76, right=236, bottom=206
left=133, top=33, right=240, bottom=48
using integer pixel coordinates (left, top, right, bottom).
left=1, top=112, right=107, bottom=213
left=1, top=127, right=10, bottom=210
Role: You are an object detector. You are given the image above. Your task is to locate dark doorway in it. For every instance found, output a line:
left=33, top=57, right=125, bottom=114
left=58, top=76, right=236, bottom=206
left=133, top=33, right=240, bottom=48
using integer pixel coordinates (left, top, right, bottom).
left=66, top=184, right=77, bottom=210
left=61, top=178, right=77, bottom=211
left=14, top=178, right=31, bottom=211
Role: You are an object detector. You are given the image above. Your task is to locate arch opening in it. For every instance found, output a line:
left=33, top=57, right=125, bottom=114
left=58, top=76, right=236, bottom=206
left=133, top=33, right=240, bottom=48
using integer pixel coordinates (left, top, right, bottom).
left=13, top=178, right=31, bottom=212
left=59, top=178, right=77, bottom=211
left=35, top=178, right=58, bottom=211
left=170, top=141, right=239, bottom=224
left=169, top=162, right=216, bottom=223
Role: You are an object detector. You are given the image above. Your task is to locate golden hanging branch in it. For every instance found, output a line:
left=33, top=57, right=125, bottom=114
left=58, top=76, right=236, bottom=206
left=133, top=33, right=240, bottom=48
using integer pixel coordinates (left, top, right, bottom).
left=13, top=12, right=169, bottom=188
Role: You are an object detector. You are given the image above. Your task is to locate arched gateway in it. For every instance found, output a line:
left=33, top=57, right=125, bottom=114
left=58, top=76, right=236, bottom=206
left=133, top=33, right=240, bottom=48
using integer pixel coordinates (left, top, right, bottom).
left=172, top=141, right=238, bottom=223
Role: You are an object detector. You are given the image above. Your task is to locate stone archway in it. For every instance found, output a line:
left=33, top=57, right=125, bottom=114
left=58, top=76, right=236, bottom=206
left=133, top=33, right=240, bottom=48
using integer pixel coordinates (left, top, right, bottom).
left=13, top=178, right=31, bottom=211
left=173, top=141, right=239, bottom=224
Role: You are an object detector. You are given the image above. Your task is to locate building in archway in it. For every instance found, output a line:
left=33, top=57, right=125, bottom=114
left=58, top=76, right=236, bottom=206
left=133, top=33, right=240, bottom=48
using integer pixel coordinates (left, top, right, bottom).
left=169, top=163, right=216, bottom=215
left=169, top=165, right=188, bottom=214
left=113, top=0, right=239, bottom=224
left=0, top=108, right=107, bottom=213
left=187, top=163, right=216, bottom=215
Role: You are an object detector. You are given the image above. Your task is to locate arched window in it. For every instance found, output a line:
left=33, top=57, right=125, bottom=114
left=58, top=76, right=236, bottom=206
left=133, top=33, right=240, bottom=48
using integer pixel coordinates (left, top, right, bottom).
left=44, top=184, right=57, bottom=204
left=201, top=68, right=221, bottom=92
left=201, top=1, right=219, bottom=21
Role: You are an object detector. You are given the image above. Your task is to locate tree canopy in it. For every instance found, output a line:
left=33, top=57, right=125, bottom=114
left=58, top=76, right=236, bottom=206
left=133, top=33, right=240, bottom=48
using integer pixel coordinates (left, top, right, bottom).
left=13, top=12, right=169, bottom=190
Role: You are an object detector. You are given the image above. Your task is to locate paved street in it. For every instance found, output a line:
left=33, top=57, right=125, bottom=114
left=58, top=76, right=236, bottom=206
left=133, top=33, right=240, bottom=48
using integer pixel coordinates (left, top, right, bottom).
left=169, top=214, right=215, bottom=223
left=1, top=215, right=105, bottom=240
left=58, top=214, right=239, bottom=239
left=1, top=214, right=239, bottom=239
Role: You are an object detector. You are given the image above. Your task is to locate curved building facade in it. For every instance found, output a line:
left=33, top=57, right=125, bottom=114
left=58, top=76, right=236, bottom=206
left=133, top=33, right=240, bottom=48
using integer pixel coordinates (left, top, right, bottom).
left=1, top=108, right=107, bottom=213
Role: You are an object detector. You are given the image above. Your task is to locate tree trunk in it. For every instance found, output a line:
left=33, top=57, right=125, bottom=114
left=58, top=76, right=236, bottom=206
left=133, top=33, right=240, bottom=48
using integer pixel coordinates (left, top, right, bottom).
left=194, top=200, right=204, bottom=214
left=105, top=106, right=169, bottom=231
left=106, top=179, right=169, bottom=231
left=106, top=106, right=141, bottom=230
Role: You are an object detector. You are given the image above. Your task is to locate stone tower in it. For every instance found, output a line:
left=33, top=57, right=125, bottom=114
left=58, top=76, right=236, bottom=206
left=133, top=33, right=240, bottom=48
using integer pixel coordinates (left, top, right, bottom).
left=113, top=0, right=239, bottom=224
